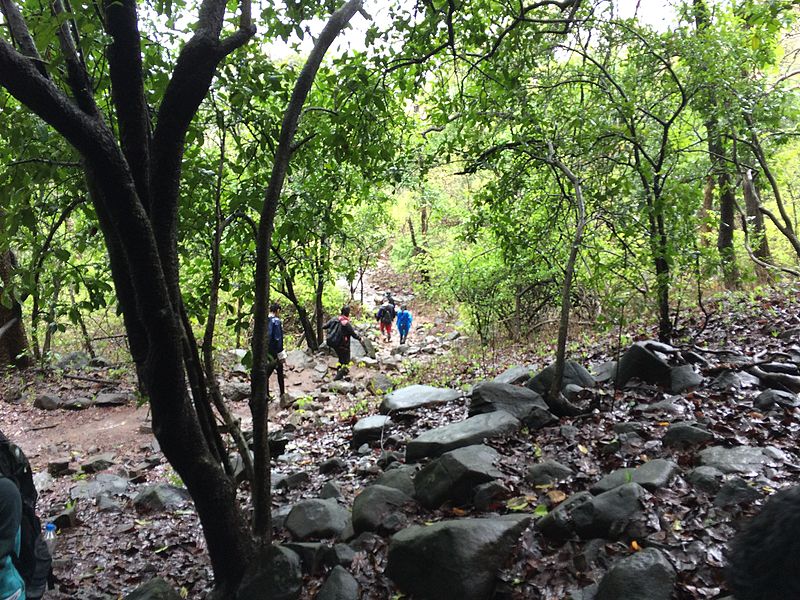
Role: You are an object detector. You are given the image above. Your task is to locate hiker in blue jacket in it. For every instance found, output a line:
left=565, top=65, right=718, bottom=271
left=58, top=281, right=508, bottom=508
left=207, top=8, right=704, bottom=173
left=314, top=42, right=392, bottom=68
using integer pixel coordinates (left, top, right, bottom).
left=396, top=305, right=413, bottom=345
left=0, top=477, right=24, bottom=600
left=266, top=302, right=288, bottom=405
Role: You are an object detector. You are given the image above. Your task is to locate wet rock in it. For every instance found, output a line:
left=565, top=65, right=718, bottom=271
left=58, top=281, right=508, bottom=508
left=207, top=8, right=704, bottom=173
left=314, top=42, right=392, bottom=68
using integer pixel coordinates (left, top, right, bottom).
left=662, top=422, right=713, bottom=450
left=352, top=415, right=392, bottom=448
left=123, top=578, right=182, bottom=600
left=754, top=389, right=799, bottom=410
left=473, top=481, right=509, bottom=511
left=526, top=459, right=575, bottom=486
left=596, top=548, right=676, bottom=600
left=616, top=342, right=672, bottom=388
left=405, top=412, right=520, bottom=462
left=285, top=498, right=350, bottom=541
left=670, top=365, right=703, bottom=394
left=133, top=484, right=191, bottom=512
left=81, top=453, right=116, bottom=474
left=592, top=361, right=618, bottom=384
left=687, top=466, right=724, bottom=494
left=713, top=478, right=761, bottom=507
left=319, top=458, right=347, bottom=475
left=324, top=543, right=356, bottom=569
left=61, top=397, right=94, bottom=410
left=526, top=360, right=595, bottom=396
left=380, top=384, right=461, bottom=413
left=469, top=382, right=557, bottom=429
left=237, top=545, right=302, bottom=600
left=33, top=394, right=61, bottom=410
left=317, top=565, right=359, bottom=600
left=591, top=460, right=678, bottom=494
left=698, top=446, right=777, bottom=474
left=386, top=515, right=531, bottom=600
left=373, top=468, right=416, bottom=497
left=70, top=474, right=128, bottom=500
left=352, top=485, right=414, bottom=534
left=94, top=392, right=131, bottom=406
left=320, top=481, right=343, bottom=500
left=537, top=491, right=594, bottom=542
left=414, top=445, right=502, bottom=509
left=572, top=483, right=647, bottom=540
left=493, top=365, right=534, bottom=385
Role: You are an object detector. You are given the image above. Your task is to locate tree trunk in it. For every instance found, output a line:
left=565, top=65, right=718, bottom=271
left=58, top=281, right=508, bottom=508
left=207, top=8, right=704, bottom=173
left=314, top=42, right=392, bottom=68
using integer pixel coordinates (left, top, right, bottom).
left=0, top=251, right=31, bottom=370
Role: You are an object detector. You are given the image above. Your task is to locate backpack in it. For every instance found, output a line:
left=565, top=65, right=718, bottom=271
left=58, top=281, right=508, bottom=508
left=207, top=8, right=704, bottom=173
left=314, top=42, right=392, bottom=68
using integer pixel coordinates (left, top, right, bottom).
left=380, top=304, right=395, bottom=325
left=325, top=318, right=344, bottom=349
left=0, top=436, right=53, bottom=599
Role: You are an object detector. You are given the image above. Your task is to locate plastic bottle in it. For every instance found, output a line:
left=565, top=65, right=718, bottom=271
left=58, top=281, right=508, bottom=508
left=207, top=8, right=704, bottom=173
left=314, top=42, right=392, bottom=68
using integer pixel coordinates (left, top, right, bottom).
left=43, top=523, right=57, bottom=556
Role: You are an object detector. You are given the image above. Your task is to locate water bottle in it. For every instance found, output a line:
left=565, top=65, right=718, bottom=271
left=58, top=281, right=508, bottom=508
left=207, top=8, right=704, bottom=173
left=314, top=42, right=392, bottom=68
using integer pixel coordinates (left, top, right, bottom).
left=43, top=523, right=57, bottom=556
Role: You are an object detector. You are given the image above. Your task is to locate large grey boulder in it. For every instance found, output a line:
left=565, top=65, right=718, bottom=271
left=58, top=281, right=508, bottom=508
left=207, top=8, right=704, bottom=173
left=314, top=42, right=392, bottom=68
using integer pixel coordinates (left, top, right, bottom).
left=414, top=445, right=502, bottom=509
left=493, top=365, right=534, bottom=385
left=405, top=412, right=520, bottom=462
left=124, top=578, right=181, bottom=600
left=352, top=415, right=392, bottom=447
left=698, top=446, right=780, bottom=474
left=572, top=483, right=647, bottom=540
left=590, top=460, right=678, bottom=494
left=133, top=484, right=191, bottom=512
left=616, top=342, right=672, bottom=388
left=351, top=337, right=377, bottom=360
left=285, top=498, right=350, bottom=541
left=380, top=384, right=462, bottom=413
left=352, top=485, right=413, bottom=534
left=526, top=360, right=595, bottom=396
left=526, top=459, right=574, bottom=486
left=596, top=548, right=676, bottom=600
left=317, top=566, right=359, bottom=600
left=468, top=382, right=557, bottom=429
left=386, top=516, right=531, bottom=600
left=237, top=545, right=302, bottom=600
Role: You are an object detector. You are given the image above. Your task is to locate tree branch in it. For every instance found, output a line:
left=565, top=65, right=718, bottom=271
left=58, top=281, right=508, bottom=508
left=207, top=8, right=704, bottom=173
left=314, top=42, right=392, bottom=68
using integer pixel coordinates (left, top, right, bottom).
left=0, top=0, right=47, bottom=76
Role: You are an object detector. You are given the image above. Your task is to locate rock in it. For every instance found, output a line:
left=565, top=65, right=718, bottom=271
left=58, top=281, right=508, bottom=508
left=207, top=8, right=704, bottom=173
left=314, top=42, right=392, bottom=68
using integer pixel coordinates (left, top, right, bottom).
left=414, top=445, right=502, bottom=509
left=52, top=503, right=80, bottom=530
left=33, top=472, right=54, bottom=494
left=285, top=498, right=350, bottom=541
left=405, top=412, right=520, bottom=462
left=714, top=478, right=761, bottom=507
left=275, top=471, right=310, bottom=491
left=123, top=578, right=182, bottom=600
left=373, top=468, right=416, bottom=497
left=591, top=460, right=678, bottom=494
left=473, top=481, right=509, bottom=511
left=317, top=565, right=359, bottom=600
left=380, top=384, right=461, bottom=413
left=367, top=373, right=394, bottom=394
left=526, top=360, right=595, bottom=396
left=70, top=474, right=128, bottom=500
left=613, top=422, right=646, bottom=436
left=662, top=422, right=713, bottom=450
left=493, top=365, right=534, bottom=385
left=616, top=342, right=672, bottom=388
left=327, top=380, right=358, bottom=395
left=320, top=458, right=347, bottom=475
left=94, top=392, right=131, bottom=406
left=352, top=415, right=392, bottom=447
left=96, top=494, right=123, bottom=512
left=81, top=453, right=116, bottom=474
left=219, top=380, right=251, bottom=402
left=592, top=361, right=618, bottom=384
left=386, top=515, right=531, bottom=600
left=351, top=337, right=376, bottom=360
left=285, top=349, right=312, bottom=369
left=47, top=457, right=74, bottom=477
left=572, top=483, right=647, bottom=540
left=526, top=459, right=574, bottom=486
left=710, top=371, right=745, bottom=391
left=749, top=365, right=800, bottom=392
left=56, top=351, right=91, bottom=371
left=669, top=365, right=703, bottom=393
left=635, top=398, right=684, bottom=415
left=320, top=481, right=343, bottom=500
left=687, top=466, right=724, bottom=494
left=754, top=389, right=799, bottom=410
left=468, top=382, right=557, bottom=429
left=133, top=484, right=191, bottom=512
left=283, top=542, right=328, bottom=575
left=237, top=545, right=302, bottom=600
left=61, top=396, right=94, bottom=410
left=33, top=394, right=61, bottom=410
left=537, top=492, right=593, bottom=541
left=698, top=446, right=778, bottom=474
left=596, top=548, right=676, bottom=600
left=352, top=485, right=413, bottom=534
left=324, top=543, right=356, bottom=569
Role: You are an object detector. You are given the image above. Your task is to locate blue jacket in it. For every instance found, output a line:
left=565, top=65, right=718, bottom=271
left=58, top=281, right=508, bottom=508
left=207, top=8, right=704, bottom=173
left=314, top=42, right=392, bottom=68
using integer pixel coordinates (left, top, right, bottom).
left=267, top=315, right=284, bottom=358
left=396, top=310, right=412, bottom=332
left=0, top=478, right=24, bottom=600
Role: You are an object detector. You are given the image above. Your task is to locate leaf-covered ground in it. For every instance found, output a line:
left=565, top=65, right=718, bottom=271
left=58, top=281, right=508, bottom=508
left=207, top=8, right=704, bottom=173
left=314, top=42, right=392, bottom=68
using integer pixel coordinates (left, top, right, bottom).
left=1, top=285, right=799, bottom=599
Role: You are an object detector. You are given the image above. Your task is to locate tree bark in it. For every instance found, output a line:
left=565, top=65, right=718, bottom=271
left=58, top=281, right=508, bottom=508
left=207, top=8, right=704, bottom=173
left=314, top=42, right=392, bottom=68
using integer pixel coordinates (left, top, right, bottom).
left=0, top=251, right=31, bottom=370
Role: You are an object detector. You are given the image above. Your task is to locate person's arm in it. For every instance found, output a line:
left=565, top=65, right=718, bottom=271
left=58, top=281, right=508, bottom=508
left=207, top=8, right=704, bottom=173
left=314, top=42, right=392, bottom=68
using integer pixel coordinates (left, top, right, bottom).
left=346, top=322, right=361, bottom=341
left=0, top=478, right=21, bottom=558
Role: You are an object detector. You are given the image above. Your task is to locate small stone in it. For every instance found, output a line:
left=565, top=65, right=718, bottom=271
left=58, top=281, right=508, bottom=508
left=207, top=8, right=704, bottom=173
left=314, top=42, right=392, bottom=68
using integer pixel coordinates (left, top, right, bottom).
left=133, top=484, right=191, bottom=512
left=276, top=471, right=310, bottom=491
left=94, top=392, right=131, bottom=406
left=320, top=458, right=347, bottom=475
left=61, top=397, right=94, bottom=410
left=473, top=481, right=509, bottom=511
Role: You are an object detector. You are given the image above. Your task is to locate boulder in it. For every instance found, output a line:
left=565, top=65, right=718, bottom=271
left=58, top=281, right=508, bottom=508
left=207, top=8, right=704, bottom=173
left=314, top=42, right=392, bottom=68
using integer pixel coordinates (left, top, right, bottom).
left=352, top=415, right=392, bottom=448
left=285, top=349, right=312, bottom=369
left=283, top=542, right=329, bottom=575
left=319, top=458, right=347, bottom=475
left=698, top=446, right=778, bottom=475
left=386, top=516, right=531, bottom=600
left=61, top=397, right=94, bottom=410
left=493, top=366, right=534, bottom=385
left=526, top=360, right=595, bottom=396
left=662, top=422, right=713, bottom=450
left=414, top=445, right=502, bottom=509
left=324, top=544, right=356, bottom=569
left=81, top=453, right=115, bottom=474
left=33, top=394, right=61, bottom=410
left=123, top=578, right=182, bottom=600
left=537, top=491, right=594, bottom=541
left=713, top=478, right=760, bottom=508
left=220, top=381, right=251, bottom=402
left=616, top=342, right=672, bottom=388
left=596, top=548, right=676, bottom=600
left=373, top=468, right=416, bottom=497
left=526, top=459, right=574, bottom=486
left=94, top=392, right=131, bottom=406
left=70, top=474, right=128, bottom=500
left=687, top=466, right=724, bottom=494
left=572, top=483, right=647, bottom=540
left=317, top=566, right=359, bottom=600
left=754, top=389, right=799, bottom=410
left=237, top=545, right=302, bottom=600
left=133, top=484, right=191, bottom=512
left=47, top=457, right=74, bottom=477
left=351, top=337, right=376, bottom=360
left=592, top=361, right=618, bottom=384
left=405, top=412, right=520, bottom=462
left=367, top=373, right=394, bottom=395
left=320, top=482, right=343, bottom=500
left=469, top=382, right=557, bottom=429
left=590, top=460, right=678, bottom=494
left=352, top=485, right=414, bottom=534
left=285, top=498, right=350, bottom=541
left=669, top=365, right=703, bottom=394
left=380, top=384, right=461, bottom=413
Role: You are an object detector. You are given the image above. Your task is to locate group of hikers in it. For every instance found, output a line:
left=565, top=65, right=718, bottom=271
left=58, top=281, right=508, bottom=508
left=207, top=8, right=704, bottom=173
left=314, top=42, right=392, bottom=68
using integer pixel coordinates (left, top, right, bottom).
left=266, top=292, right=414, bottom=388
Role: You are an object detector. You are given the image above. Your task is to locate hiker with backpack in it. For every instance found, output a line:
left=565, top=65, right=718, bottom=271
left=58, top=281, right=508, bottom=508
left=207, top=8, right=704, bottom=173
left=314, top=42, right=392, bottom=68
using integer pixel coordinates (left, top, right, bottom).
left=266, top=302, right=289, bottom=406
left=376, top=300, right=396, bottom=343
left=396, top=305, right=413, bottom=345
left=324, top=305, right=361, bottom=381
left=0, top=431, right=52, bottom=599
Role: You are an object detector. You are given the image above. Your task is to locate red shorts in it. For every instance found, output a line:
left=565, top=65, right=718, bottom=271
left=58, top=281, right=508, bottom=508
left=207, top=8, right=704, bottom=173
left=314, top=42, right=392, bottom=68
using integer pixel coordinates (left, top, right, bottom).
left=380, top=322, right=392, bottom=335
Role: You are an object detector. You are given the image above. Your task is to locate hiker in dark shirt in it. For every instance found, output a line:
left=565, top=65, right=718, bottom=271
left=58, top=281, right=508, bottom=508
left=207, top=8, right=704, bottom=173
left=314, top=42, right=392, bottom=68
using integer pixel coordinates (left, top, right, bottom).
left=0, top=477, right=23, bottom=600
left=324, top=305, right=361, bottom=381
left=266, top=302, right=288, bottom=405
